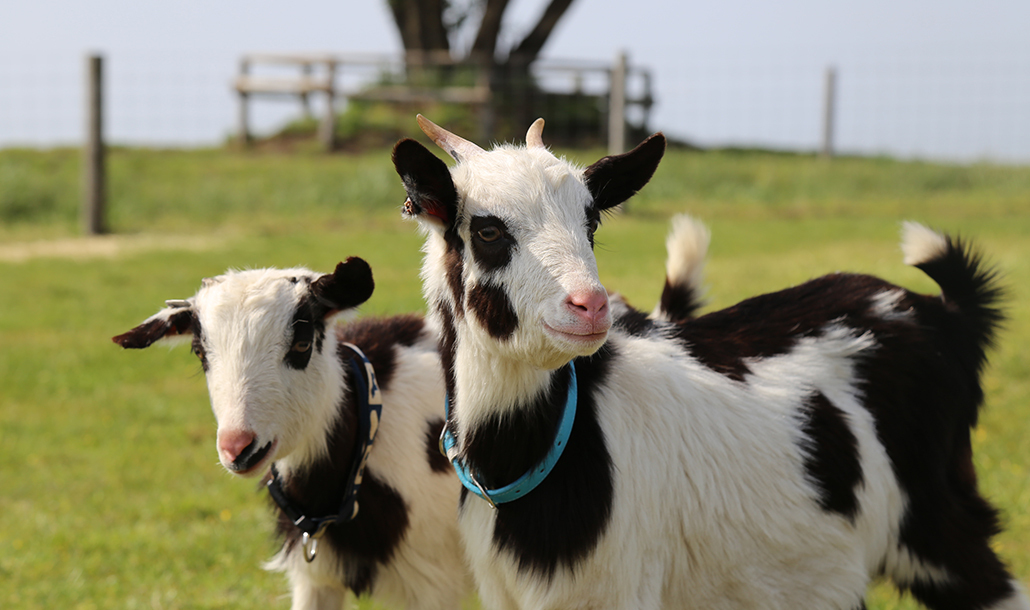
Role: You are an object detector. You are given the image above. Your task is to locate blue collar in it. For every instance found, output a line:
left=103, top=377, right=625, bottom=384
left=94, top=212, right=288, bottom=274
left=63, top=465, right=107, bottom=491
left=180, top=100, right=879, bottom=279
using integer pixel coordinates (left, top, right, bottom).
left=440, top=362, right=577, bottom=508
left=266, top=342, right=382, bottom=561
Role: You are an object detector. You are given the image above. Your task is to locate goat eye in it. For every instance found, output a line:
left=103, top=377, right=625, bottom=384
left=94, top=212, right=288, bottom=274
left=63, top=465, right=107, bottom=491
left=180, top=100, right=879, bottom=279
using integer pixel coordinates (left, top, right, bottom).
left=477, top=226, right=502, bottom=243
left=291, top=341, right=312, bottom=353
left=588, top=218, right=599, bottom=235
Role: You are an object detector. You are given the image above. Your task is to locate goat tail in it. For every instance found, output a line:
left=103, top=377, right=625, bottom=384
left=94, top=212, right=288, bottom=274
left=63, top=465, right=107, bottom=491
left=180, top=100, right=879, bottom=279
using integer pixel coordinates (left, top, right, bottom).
left=653, top=214, right=710, bottom=323
left=901, top=221, right=1006, bottom=369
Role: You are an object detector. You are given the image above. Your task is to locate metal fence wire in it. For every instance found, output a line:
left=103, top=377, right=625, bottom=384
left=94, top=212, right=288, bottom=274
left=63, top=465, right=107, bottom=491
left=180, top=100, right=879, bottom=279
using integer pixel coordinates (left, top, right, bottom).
left=1, top=49, right=1028, bottom=163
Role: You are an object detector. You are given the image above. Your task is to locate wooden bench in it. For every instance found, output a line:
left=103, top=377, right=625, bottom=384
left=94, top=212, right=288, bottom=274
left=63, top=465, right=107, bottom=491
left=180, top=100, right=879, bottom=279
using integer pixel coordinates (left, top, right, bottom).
left=234, top=53, right=491, bottom=151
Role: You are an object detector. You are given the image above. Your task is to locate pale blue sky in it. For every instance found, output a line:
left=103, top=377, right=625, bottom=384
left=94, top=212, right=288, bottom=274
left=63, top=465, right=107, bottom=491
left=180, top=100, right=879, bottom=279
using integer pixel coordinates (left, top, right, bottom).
left=4, top=0, right=1028, bottom=57
left=2, top=1, right=1029, bottom=159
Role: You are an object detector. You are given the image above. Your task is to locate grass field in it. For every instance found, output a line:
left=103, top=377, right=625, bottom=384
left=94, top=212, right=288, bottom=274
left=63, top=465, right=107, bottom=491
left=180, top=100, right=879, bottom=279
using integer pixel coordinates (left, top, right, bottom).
left=1, top=143, right=1028, bottom=609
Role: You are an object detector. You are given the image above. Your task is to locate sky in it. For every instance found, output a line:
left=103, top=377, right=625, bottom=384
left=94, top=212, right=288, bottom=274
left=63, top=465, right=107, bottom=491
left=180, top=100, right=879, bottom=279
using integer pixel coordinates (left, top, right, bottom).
left=2, top=0, right=1029, bottom=160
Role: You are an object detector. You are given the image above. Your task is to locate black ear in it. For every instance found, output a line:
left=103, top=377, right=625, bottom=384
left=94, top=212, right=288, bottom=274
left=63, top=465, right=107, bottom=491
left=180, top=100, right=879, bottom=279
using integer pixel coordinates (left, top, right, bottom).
left=583, top=133, right=666, bottom=211
left=392, top=138, right=458, bottom=227
left=310, top=257, right=375, bottom=317
left=113, top=307, right=194, bottom=349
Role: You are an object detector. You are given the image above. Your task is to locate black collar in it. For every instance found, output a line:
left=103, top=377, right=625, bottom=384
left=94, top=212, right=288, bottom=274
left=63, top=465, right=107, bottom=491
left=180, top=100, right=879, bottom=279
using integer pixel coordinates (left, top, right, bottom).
left=265, top=342, right=383, bottom=561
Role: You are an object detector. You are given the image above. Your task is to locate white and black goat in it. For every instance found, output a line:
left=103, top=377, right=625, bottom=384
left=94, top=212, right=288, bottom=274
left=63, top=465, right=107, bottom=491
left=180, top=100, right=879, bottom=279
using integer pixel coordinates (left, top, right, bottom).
left=391, top=116, right=1028, bottom=610
left=113, top=258, right=470, bottom=610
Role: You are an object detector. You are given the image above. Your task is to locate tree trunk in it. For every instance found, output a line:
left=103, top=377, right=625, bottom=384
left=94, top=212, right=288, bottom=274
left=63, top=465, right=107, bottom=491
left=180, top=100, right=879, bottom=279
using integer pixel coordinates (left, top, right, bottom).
left=508, top=0, right=575, bottom=64
left=471, top=0, right=511, bottom=61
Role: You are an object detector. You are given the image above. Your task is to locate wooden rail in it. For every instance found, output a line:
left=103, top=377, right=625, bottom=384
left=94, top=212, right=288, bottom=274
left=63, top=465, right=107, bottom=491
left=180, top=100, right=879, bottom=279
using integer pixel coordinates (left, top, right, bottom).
left=233, top=52, right=653, bottom=153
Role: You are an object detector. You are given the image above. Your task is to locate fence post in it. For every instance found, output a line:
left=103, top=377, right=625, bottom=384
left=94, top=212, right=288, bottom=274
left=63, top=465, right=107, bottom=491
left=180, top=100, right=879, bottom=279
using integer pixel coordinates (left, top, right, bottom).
left=237, top=58, right=251, bottom=147
left=821, top=66, right=836, bottom=158
left=83, top=53, right=106, bottom=235
left=608, top=51, right=627, bottom=154
left=319, top=61, right=337, bottom=152
left=300, top=62, right=313, bottom=119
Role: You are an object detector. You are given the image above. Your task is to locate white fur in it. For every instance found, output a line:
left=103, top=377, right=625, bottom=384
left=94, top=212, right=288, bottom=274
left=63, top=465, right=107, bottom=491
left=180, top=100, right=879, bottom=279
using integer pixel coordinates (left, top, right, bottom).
left=129, top=268, right=470, bottom=610
left=868, top=288, right=913, bottom=322
left=901, top=221, right=949, bottom=266
left=667, top=216, right=709, bottom=289
left=989, top=583, right=1030, bottom=610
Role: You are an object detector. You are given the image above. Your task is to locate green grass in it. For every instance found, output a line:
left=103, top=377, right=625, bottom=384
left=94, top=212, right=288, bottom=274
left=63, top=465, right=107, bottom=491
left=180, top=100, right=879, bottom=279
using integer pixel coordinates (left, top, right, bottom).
left=1, top=145, right=1029, bottom=608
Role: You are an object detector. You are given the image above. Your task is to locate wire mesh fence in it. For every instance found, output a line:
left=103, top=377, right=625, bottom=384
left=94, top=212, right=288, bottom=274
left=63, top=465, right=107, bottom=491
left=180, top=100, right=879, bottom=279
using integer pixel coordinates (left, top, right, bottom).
left=1, top=48, right=1028, bottom=162
left=658, top=51, right=1030, bottom=162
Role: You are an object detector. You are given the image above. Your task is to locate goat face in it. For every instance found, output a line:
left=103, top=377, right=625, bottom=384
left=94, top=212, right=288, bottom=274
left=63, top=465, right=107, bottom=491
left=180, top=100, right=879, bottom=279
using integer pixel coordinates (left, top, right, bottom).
left=113, top=259, right=374, bottom=476
left=393, top=117, right=666, bottom=370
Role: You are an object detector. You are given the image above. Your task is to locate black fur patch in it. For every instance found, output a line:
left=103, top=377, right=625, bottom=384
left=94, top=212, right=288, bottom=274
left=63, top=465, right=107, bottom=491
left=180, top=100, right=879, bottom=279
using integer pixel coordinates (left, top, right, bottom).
left=273, top=314, right=425, bottom=597
left=437, top=301, right=459, bottom=402
left=284, top=296, right=325, bottom=370
left=112, top=308, right=194, bottom=349
left=585, top=208, right=601, bottom=248
left=425, top=418, right=451, bottom=474
left=190, top=317, right=208, bottom=372
left=445, top=240, right=465, bottom=315
left=583, top=133, right=666, bottom=212
left=392, top=139, right=459, bottom=226
left=467, top=281, right=519, bottom=340
left=461, top=347, right=615, bottom=579
left=798, top=392, right=863, bottom=521
left=611, top=301, right=655, bottom=336
left=336, top=314, right=425, bottom=390
left=310, top=257, right=376, bottom=316
left=907, top=571, right=1016, bottom=610
left=469, top=215, right=516, bottom=272
left=676, top=273, right=894, bottom=381
left=658, top=277, right=705, bottom=323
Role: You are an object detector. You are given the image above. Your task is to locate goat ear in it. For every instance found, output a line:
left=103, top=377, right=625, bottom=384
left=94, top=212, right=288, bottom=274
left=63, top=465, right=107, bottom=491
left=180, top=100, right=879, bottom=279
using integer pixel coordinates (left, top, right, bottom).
left=583, top=133, right=666, bottom=211
left=310, top=257, right=375, bottom=318
left=113, top=304, right=194, bottom=349
left=392, top=138, right=458, bottom=228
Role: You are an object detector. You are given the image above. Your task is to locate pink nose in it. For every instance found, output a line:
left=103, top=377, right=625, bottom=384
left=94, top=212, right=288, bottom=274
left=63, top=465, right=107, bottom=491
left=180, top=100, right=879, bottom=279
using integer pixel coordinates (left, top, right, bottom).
left=566, top=289, right=610, bottom=328
left=218, top=429, right=256, bottom=464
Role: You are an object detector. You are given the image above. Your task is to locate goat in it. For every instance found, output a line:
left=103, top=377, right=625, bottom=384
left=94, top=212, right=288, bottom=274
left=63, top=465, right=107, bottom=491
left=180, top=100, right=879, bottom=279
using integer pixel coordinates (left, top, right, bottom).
left=112, top=258, right=469, bottom=610
left=391, top=116, right=1029, bottom=610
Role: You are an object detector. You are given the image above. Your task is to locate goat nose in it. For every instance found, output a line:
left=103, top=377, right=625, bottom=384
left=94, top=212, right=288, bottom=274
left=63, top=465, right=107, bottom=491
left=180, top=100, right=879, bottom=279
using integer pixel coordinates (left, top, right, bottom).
left=218, top=429, right=256, bottom=464
left=566, top=288, right=609, bottom=322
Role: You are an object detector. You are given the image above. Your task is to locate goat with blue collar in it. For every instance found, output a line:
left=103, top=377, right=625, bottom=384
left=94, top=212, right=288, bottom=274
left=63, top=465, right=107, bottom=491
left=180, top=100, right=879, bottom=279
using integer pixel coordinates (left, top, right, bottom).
left=393, top=116, right=1029, bottom=610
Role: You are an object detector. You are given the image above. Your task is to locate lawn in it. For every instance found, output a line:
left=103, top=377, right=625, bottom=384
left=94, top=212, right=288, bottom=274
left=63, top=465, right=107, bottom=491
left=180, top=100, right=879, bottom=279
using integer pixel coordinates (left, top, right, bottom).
left=1, top=143, right=1028, bottom=609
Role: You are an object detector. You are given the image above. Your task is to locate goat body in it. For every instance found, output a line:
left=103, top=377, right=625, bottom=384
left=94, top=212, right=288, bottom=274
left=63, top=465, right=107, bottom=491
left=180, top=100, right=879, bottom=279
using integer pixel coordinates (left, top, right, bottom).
left=392, top=117, right=1028, bottom=610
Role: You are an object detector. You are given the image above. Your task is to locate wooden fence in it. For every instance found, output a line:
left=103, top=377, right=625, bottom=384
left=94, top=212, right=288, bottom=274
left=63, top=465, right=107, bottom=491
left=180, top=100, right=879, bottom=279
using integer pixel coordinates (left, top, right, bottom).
left=232, top=51, right=654, bottom=153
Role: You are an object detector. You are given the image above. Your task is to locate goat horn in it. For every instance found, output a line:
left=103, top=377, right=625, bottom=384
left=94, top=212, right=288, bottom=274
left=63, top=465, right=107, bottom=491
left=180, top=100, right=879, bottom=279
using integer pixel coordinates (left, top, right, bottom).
left=417, top=114, right=485, bottom=162
left=526, top=118, right=546, bottom=149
